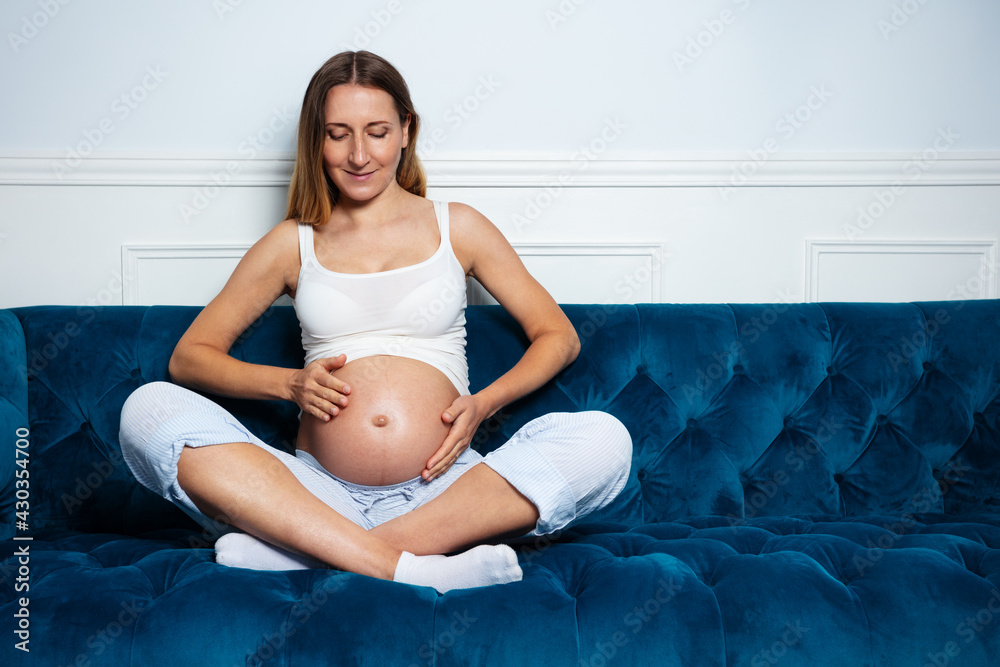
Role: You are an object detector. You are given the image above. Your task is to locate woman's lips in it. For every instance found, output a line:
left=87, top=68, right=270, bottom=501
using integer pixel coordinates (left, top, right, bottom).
left=346, top=170, right=375, bottom=181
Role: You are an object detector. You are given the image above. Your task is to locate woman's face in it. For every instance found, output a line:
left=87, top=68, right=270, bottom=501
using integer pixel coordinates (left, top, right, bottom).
left=322, top=83, right=409, bottom=204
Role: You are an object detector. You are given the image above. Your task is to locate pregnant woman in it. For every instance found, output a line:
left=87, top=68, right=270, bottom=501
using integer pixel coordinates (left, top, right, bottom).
left=119, top=50, right=632, bottom=594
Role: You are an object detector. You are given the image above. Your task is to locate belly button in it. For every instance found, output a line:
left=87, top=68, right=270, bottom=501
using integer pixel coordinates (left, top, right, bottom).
left=372, top=415, right=390, bottom=427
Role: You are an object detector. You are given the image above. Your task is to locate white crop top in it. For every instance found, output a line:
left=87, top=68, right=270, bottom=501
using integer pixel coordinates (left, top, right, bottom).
left=293, top=200, right=470, bottom=395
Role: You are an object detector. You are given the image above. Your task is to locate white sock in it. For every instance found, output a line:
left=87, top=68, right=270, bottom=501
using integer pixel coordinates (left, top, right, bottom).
left=214, top=532, right=326, bottom=571
left=393, top=544, right=522, bottom=593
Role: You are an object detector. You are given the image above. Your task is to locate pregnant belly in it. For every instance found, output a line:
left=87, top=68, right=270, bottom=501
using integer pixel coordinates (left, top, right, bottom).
left=296, top=355, right=459, bottom=486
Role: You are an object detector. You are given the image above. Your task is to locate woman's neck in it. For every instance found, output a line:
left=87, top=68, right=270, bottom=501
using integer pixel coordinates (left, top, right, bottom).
left=332, top=182, right=410, bottom=227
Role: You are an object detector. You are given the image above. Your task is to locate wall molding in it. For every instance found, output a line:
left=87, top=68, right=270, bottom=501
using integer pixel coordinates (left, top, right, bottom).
left=805, top=240, right=999, bottom=302
left=123, top=241, right=667, bottom=306
left=4, top=151, right=1000, bottom=188
left=468, top=242, right=666, bottom=305
left=121, top=244, right=251, bottom=305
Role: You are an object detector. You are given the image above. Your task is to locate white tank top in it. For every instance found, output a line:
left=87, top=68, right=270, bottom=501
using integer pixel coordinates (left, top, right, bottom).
left=293, top=200, right=470, bottom=395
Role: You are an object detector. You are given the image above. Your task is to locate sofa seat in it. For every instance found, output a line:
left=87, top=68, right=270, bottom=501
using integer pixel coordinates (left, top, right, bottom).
left=11, top=513, right=1000, bottom=666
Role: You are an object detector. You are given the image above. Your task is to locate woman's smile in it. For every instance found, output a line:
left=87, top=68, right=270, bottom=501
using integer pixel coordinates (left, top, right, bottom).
left=322, top=83, right=409, bottom=203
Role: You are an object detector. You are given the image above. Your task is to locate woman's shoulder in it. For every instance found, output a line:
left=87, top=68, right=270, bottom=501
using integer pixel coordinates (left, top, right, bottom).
left=445, top=201, right=494, bottom=236
left=273, top=217, right=306, bottom=232
left=445, top=201, right=508, bottom=240
left=239, top=218, right=303, bottom=279
left=247, top=219, right=302, bottom=292
left=443, top=201, right=515, bottom=274
left=444, top=200, right=481, bottom=220
left=251, top=220, right=299, bottom=257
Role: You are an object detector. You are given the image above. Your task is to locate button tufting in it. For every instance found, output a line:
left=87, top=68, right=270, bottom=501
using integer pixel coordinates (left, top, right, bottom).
left=637, top=470, right=647, bottom=482
left=130, top=368, right=142, bottom=379
left=686, top=418, right=697, bottom=429
left=80, top=422, right=92, bottom=434
left=635, top=365, right=646, bottom=375
left=876, top=414, right=888, bottom=425
left=783, top=416, right=794, bottom=427
left=732, top=364, right=744, bottom=374
left=922, top=362, right=932, bottom=371
left=834, top=473, right=845, bottom=484
left=826, top=366, right=836, bottom=376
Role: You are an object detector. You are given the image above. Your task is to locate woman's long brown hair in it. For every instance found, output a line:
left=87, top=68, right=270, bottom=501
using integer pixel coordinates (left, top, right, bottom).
left=285, top=50, right=426, bottom=225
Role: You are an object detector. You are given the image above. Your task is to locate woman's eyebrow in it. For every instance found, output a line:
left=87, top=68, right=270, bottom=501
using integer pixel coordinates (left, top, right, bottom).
left=324, top=121, right=393, bottom=128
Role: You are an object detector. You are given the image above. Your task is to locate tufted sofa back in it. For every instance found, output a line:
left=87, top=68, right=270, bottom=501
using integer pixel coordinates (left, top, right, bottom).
left=3, top=301, right=1000, bottom=539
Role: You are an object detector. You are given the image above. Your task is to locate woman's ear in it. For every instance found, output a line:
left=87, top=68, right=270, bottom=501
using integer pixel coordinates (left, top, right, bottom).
left=401, top=113, right=411, bottom=148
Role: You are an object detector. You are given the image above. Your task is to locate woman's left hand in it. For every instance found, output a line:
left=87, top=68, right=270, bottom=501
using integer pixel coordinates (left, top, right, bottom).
left=424, top=395, right=489, bottom=481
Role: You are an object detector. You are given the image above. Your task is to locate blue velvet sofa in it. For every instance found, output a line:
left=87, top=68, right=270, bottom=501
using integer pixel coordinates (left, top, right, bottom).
left=3, top=301, right=1000, bottom=666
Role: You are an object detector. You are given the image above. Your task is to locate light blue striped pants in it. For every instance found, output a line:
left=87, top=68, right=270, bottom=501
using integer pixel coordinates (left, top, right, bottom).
left=119, top=382, right=632, bottom=538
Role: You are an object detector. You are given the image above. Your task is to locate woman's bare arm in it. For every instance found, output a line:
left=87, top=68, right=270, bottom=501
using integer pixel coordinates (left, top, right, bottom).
left=457, top=204, right=579, bottom=415
left=168, top=219, right=350, bottom=421
left=423, top=202, right=580, bottom=479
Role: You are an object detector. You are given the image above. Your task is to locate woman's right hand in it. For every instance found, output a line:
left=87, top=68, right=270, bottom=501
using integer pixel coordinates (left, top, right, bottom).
left=287, top=354, right=351, bottom=421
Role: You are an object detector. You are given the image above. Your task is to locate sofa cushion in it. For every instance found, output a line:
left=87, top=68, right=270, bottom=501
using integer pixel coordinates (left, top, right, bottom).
left=10, top=513, right=1000, bottom=666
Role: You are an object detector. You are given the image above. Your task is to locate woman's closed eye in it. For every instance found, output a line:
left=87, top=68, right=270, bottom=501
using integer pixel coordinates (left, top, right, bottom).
left=327, top=132, right=388, bottom=141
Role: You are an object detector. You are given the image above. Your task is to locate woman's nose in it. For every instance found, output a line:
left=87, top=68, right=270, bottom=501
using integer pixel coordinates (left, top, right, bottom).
left=349, top=137, right=367, bottom=166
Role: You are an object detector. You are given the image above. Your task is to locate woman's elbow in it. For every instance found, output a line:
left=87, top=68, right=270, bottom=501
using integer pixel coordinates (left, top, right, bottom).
left=563, top=325, right=581, bottom=366
left=166, top=352, right=183, bottom=384
left=167, top=344, right=193, bottom=385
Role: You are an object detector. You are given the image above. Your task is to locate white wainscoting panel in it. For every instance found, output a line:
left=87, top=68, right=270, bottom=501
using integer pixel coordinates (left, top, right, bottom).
left=805, top=240, right=998, bottom=303
left=122, top=242, right=666, bottom=307
left=468, top=243, right=666, bottom=306
left=122, top=245, right=250, bottom=306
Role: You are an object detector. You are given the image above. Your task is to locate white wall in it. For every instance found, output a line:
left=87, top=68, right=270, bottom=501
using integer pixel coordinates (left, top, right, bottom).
left=1, top=0, right=999, bottom=308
